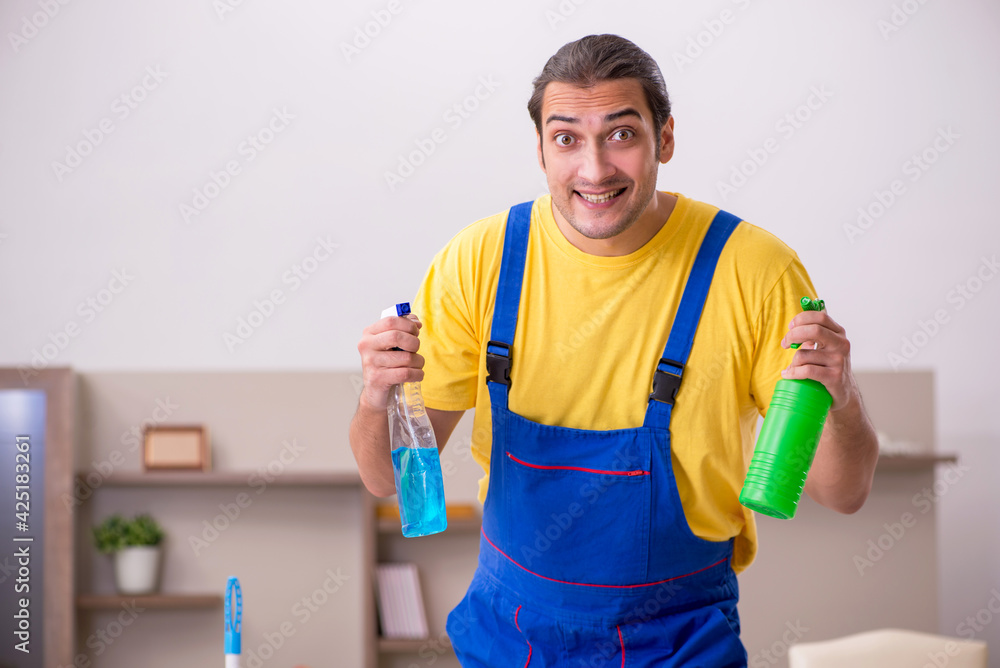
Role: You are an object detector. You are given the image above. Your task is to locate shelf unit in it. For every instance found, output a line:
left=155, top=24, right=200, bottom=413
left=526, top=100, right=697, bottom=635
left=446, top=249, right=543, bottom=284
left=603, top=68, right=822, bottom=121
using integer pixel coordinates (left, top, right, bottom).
left=75, top=469, right=376, bottom=665
left=374, top=505, right=481, bottom=665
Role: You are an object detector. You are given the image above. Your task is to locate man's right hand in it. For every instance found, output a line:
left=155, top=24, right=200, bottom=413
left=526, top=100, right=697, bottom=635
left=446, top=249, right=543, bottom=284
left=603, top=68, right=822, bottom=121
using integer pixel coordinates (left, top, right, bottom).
left=356, top=312, right=425, bottom=411
left=351, top=311, right=466, bottom=497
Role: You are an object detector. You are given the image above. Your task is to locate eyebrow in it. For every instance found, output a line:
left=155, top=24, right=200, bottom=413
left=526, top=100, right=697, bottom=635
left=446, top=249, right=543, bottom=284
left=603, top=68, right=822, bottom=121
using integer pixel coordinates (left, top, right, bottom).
left=544, top=108, right=643, bottom=126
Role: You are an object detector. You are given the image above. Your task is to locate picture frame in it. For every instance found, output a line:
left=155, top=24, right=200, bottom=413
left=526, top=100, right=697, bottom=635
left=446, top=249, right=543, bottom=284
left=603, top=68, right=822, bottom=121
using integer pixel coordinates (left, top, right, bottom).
left=142, top=424, right=211, bottom=471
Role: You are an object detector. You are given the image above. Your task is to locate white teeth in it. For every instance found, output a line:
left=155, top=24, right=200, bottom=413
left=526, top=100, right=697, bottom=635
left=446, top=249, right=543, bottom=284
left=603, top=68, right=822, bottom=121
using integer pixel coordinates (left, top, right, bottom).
left=579, top=188, right=624, bottom=204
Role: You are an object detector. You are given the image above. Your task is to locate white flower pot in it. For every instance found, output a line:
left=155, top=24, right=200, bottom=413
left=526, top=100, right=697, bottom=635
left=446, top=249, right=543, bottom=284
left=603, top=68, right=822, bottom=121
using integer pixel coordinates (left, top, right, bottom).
left=113, top=546, right=161, bottom=595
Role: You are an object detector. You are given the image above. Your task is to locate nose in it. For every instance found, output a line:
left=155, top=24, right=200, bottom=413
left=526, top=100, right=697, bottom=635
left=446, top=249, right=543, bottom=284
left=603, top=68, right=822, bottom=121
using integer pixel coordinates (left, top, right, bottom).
left=577, top=142, right=616, bottom=186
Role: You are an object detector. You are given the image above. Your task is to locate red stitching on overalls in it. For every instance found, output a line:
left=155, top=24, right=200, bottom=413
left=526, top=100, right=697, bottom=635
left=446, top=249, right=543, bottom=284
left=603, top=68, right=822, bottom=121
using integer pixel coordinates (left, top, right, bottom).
left=514, top=605, right=532, bottom=667
left=482, top=528, right=728, bottom=589
left=507, top=452, right=649, bottom=476
left=617, top=625, right=625, bottom=667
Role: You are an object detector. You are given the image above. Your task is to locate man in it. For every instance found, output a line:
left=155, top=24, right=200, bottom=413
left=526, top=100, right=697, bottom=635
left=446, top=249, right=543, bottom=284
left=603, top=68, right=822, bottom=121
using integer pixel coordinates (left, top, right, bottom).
left=351, top=34, right=878, bottom=666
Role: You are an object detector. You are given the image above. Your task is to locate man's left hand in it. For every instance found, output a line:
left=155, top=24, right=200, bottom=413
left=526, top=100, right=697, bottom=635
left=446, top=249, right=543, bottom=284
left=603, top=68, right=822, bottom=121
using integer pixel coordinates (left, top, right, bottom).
left=779, top=310, right=856, bottom=411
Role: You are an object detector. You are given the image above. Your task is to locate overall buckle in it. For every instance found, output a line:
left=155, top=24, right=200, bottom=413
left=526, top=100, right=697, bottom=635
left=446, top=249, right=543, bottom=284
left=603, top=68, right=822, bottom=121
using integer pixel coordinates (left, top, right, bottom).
left=650, top=358, right=684, bottom=404
left=486, top=341, right=512, bottom=386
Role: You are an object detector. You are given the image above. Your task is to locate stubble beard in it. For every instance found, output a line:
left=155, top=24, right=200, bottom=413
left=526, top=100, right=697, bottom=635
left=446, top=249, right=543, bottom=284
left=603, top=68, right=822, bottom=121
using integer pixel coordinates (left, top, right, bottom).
left=551, top=164, right=659, bottom=242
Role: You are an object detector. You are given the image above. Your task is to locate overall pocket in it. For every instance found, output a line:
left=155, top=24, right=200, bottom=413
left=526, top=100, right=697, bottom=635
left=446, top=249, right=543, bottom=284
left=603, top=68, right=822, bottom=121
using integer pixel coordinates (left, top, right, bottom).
left=499, top=416, right=653, bottom=586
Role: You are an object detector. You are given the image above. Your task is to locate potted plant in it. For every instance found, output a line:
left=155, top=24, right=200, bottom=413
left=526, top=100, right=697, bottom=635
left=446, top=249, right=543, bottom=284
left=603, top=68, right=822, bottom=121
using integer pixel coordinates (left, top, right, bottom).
left=93, top=513, right=165, bottom=595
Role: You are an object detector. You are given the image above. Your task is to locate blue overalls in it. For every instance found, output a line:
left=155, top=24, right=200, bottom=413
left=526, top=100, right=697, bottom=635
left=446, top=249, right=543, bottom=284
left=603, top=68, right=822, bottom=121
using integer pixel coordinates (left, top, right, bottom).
left=446, top=201, right=748, bottom=667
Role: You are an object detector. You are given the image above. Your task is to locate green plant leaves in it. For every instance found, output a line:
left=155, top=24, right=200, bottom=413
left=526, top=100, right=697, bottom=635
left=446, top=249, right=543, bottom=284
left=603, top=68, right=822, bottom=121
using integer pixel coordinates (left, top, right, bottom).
left=92, top=513, right=164, bottom=554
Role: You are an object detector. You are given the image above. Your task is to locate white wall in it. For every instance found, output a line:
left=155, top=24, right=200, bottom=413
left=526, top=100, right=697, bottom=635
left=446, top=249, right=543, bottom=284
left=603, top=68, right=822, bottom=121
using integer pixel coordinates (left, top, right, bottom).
left=2, top=0, right=998, bottom=663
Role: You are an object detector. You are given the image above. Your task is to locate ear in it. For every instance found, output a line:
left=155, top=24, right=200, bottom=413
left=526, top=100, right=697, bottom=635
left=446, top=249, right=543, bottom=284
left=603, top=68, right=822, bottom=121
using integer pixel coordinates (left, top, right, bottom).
left=536, top=130, right=546, bottom=172
left=658, top=115, right=675, bottom=164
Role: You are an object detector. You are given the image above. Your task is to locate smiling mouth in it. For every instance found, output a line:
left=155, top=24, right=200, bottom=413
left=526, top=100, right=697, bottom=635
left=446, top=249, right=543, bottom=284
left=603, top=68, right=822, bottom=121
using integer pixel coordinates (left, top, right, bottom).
left=576, top=188, right=626, bottom=204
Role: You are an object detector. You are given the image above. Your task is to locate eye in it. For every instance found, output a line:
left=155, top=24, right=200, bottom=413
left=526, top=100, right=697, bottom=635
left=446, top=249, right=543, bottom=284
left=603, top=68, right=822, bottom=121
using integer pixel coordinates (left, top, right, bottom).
left=554, top=133, right=574, bottom=147
left=611, top=129, right=634, bottom=141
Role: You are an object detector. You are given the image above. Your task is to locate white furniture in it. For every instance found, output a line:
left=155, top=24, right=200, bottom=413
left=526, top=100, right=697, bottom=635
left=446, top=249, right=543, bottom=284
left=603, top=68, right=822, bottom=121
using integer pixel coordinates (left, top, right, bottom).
left=788, top=628, right=988, bottom=668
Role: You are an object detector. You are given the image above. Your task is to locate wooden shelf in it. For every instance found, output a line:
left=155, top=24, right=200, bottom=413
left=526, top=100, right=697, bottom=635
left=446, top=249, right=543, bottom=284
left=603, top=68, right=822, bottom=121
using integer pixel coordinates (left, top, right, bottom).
left=875, top=453, right=958, bottom=471
left=376, top=503, right=482, bottom=535
left=377, top=517, right=481, bottom=534
left=76, top=593, right=223, bottom=610
left=75, top=470, right=362, bottom=487
left=379, top=636, right=451, bottom=653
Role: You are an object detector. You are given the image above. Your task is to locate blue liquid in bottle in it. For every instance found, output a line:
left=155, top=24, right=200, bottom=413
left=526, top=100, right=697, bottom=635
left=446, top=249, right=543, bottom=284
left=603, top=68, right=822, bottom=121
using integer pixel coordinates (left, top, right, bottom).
left=391, top=445, right=447, bottom=537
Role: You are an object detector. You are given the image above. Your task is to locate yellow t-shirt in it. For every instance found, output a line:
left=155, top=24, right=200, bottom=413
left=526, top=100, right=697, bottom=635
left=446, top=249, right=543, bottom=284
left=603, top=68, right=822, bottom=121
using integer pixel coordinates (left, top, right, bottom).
left=412, top=193, right=816, bottom=574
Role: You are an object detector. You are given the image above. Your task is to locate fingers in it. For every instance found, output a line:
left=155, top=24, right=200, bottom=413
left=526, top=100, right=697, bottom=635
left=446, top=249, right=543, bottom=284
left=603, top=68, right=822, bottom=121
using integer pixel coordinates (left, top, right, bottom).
left=363, top=315, right=422, bottom=341
left=780, top=358, right=850, bottom=410
left=369, top=350, right=425, bottom=371
left=367, top=363, right=425, bottom=390
left=780, top=318, right=854, bottom=410
left=786, top=310, right=844, bottom=335
left=781, top=317, right=849, bottom=354
left=357, top=314, right=427, bottom=410
left=783, top=346, right=837, bottom=373
left=781, top=359, right=838, bottom=383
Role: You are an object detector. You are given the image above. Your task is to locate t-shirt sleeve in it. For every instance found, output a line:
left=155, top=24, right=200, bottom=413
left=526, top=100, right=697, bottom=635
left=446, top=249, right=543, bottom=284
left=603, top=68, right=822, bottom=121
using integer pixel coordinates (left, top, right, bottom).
left=749, top=253, right=819, bottom=416
left=411, top=238, right=482, bottom=412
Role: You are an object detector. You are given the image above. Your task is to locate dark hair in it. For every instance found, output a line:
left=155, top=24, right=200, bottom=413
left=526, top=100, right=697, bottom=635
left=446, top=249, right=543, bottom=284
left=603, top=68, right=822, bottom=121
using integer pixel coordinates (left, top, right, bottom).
left=527, top=34, right=671, bottom=137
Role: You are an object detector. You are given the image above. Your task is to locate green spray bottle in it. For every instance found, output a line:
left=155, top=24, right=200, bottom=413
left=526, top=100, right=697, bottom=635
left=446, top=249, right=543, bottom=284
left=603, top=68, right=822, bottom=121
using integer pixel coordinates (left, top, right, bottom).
left=739, top=297, right=833, bottom=520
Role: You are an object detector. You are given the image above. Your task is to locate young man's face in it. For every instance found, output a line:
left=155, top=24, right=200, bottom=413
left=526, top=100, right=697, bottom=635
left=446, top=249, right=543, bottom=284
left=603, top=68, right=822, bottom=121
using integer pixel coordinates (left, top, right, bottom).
left=537, top=78, right=674, bottom=243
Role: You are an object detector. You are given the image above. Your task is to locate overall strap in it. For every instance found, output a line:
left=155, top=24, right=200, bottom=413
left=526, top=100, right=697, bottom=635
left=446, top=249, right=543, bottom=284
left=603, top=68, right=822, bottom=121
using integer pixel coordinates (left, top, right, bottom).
left=485, top=201, right=534, bottom=409
left=644, top=208, right=742, bottom=428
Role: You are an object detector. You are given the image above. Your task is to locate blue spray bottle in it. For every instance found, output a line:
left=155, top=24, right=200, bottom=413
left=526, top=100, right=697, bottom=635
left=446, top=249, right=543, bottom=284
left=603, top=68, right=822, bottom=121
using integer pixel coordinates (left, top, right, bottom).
left=381, top=303, right=448, bottom=537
